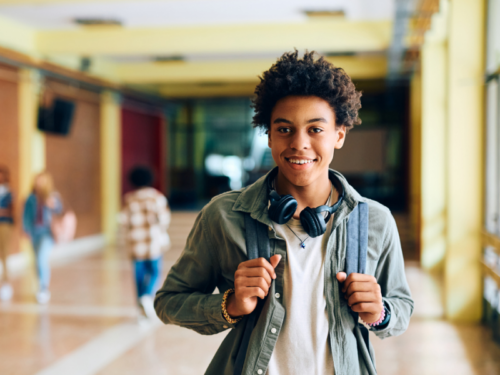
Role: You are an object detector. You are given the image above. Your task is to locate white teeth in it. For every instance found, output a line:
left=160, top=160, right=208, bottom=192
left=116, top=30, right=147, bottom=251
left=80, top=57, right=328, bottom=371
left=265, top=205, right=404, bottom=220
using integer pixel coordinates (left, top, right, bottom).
left=288, top=158, right=313, bottom=164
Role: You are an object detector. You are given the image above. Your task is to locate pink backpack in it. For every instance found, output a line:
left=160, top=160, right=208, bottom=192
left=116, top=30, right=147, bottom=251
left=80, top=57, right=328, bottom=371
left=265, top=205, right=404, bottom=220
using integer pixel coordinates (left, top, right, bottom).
left=51, top=210, right=77, bottom=244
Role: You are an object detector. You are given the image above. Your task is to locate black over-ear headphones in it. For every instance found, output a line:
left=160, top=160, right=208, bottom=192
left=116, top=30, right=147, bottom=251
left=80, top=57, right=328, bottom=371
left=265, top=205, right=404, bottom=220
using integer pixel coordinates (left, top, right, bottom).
left=267, top=169, right=345, bottom=238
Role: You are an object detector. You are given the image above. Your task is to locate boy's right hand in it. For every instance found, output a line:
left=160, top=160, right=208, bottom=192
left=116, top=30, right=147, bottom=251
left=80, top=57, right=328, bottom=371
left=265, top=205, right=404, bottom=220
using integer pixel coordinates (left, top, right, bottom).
left=226, top=254, right=281, bottom=317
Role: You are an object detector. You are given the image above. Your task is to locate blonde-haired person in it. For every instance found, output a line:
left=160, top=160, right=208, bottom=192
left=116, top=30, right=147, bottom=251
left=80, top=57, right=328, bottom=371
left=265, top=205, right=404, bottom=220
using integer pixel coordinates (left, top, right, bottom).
left=0, top=165, right=14, bottom=300
left=23, top=171, right=62, bottom=304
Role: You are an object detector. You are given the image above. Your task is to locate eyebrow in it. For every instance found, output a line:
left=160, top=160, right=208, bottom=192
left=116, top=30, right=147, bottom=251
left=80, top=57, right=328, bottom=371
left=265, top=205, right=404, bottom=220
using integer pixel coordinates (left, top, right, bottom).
left=308, top=118, right=327, bottom=124
left=273, top=118, right=292, bottom=124
left=272, top=117, right=328, bottom=124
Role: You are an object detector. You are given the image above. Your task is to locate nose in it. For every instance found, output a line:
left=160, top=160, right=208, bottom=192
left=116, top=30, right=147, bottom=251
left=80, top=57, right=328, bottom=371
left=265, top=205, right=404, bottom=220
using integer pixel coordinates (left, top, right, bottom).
left=289, top=129, right=310, bottom=150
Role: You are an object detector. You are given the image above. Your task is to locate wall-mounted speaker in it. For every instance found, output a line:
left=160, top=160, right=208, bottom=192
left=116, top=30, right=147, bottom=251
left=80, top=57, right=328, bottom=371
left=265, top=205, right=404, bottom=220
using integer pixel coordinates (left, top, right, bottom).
left=38, top=98, right=76, bottom=136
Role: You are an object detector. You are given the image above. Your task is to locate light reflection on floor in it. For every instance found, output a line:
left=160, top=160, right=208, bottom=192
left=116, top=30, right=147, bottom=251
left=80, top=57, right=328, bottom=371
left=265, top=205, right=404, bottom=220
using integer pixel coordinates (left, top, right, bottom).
left=0, top=212, right=499, bottom=375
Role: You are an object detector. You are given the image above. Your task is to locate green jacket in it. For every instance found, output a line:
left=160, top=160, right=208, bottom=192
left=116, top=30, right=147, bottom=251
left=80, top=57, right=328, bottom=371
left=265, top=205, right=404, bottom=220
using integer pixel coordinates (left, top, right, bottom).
left=155, top=169, right=414, bottom=375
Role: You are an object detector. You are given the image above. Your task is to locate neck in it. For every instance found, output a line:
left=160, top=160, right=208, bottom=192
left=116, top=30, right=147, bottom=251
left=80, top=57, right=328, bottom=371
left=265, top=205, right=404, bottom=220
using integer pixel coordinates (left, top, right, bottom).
left=275, top=170, right=337, bottom=220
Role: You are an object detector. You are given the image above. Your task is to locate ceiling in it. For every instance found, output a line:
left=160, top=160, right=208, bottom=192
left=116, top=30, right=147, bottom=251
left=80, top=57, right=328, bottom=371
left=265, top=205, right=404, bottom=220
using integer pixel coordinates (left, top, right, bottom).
left=0, top=0, right=394, bottom=30
left=0, top=0, right=397, bottom=97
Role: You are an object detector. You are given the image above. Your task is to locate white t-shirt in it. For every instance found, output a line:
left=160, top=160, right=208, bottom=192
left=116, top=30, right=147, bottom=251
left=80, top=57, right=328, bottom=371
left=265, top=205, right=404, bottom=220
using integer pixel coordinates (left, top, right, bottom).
left=267, top=212, right=335, bottom=375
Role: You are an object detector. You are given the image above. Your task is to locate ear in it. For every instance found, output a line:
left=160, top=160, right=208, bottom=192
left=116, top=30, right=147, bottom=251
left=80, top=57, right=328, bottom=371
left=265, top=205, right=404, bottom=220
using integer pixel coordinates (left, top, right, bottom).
left=267, top=128, right=272, bottom=148
left=334, top=125, right=347, bottom=149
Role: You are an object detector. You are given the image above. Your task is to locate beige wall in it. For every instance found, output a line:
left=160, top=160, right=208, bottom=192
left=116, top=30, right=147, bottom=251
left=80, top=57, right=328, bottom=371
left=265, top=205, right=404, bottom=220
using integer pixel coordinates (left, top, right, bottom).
left=420, top=6, right=448, bottom=271
left=418, top=0, right=485, bottom=322
left=444, top=0, right=485, bottom=322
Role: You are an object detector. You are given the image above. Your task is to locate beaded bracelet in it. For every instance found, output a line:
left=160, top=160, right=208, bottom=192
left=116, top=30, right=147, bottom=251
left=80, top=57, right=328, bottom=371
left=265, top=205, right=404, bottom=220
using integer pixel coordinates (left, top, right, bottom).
left=221, top=288, right=243, bottom=324
left=363, top=307, right=386, bottom=327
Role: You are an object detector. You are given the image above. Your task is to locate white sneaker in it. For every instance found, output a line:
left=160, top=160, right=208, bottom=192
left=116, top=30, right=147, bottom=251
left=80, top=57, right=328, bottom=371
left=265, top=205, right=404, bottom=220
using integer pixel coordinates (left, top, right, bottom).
left=0, top=283, right=13, bottom=301
left=36, top=289, right=51, bottom=304
left=139, top=295, right=156, bottom=320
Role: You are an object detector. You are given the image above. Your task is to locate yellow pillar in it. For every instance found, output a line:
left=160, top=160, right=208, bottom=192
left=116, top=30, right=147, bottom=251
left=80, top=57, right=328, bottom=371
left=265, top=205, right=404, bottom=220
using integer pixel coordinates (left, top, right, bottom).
left=444, top=0, right=485, bottom=322
left=100, top=91, right=121, bottom=244
left=18, top=68, right=44, bottom=254
left=409, top=70, right=422, bottom=259
left=18, top=69, right=45, bottom=197
left=420, top=4, right=448, bottom=271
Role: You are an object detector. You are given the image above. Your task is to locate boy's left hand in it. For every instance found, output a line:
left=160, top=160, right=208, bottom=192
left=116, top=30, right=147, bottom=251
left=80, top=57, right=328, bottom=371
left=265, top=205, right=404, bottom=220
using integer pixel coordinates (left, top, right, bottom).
left=336, top=272, right=383, bottom=324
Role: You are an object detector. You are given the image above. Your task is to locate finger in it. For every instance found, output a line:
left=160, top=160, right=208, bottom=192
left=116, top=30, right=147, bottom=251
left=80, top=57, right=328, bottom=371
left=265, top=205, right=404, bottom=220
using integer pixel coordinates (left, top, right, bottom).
left=270, top=254, right=282, bottom=269
left=342, top=273, right=377, bottom=293
left=350, top=302, right=381, bottom=314
left=235, top=268, right=272, bottom=286
left=239, top=286, right=267, bottom=300
left=345, top=281, right=378, bottom=298
left=336, top=272, right=347, bottom=283
left=347, top=292, right=381, bottom=307
left=236, top=277, right=270, bottom=294
left=238, top=258, right=277, bottom=279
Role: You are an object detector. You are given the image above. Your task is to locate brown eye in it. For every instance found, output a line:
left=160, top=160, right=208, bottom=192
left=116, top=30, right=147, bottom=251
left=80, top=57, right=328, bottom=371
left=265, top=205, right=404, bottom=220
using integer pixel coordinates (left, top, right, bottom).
left=278, top=128, right=290, bottom=133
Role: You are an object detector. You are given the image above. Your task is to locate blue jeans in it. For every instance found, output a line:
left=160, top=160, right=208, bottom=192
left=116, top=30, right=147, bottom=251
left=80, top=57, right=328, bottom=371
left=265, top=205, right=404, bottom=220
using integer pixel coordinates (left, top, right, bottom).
left=33, top=233, right=54, bottom=290
left=134, top=257, right=162, bottom=298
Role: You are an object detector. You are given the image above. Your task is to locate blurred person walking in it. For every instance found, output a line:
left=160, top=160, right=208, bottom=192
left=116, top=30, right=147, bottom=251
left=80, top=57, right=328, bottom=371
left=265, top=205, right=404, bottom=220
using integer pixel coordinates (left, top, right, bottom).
left=23, top=171, right=62, bottom=304
left=0, top=165, right=14, bottom=301
left=119, top=167, right=170, bottom=320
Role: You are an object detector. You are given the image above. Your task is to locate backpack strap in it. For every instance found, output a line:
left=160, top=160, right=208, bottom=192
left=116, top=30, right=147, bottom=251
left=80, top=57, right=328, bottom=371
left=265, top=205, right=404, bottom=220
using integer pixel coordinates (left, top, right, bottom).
left=244, top=213, right=271, bottom=260
left=346, top=202, right=376, bottom=372
left=346, top=202, right=368, bottom=277
left=233, top=214, right=270, bottom=375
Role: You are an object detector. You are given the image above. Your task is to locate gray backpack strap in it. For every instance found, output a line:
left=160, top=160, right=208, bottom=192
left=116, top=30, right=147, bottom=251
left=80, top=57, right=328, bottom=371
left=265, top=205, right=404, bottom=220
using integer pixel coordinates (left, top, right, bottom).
left=346, top=202, right=368, bottom=277
left=244, top=213, right=271, bottom=260
left=233, top=214, right=270, bottom=375
left=347, top=202, right=376, bottom=374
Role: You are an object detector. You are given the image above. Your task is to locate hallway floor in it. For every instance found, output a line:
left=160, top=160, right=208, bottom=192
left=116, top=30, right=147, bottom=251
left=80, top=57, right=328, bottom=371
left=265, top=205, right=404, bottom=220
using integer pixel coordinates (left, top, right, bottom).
left=1, top=212, right=500, bottom=375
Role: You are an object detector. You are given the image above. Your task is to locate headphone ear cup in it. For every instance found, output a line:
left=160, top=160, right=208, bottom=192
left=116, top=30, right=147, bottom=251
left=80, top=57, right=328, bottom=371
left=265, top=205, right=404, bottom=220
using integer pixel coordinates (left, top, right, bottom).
left=300, top=207, right=327, bottom=238
left=268, top=194, right=297, bottom=224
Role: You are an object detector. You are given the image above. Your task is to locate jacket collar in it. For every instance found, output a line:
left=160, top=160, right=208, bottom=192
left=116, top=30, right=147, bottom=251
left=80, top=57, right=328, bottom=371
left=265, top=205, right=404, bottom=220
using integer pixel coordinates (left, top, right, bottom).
left=232, top=167, right=365, bottom=226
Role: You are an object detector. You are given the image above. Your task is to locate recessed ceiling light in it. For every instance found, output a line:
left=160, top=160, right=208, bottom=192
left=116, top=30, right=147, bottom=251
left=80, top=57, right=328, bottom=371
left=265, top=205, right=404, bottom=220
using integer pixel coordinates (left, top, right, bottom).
left=74, top=18, right=122, bottom=27
left=154, top=56, right=184, bottom=63
left=324, top=52, right=356, bottom=57
left=303, top=10, right=345, bottom=19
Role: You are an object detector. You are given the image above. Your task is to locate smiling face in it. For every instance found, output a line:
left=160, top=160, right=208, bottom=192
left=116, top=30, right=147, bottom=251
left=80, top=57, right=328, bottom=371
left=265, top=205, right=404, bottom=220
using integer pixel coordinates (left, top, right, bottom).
left=268, top=95, right=346, bottom=189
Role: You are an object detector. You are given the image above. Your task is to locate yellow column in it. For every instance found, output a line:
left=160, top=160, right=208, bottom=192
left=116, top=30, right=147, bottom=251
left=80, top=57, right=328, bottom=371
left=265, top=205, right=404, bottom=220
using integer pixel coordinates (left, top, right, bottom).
left=444, top=0, right=485, bottom=322
left=100, top=91, right=121, bottom=244
left=18, top=68, right=44, bottom=254
left=409, top=70, right=422, bottom=259
left=420, top=4, right=448, bottom=271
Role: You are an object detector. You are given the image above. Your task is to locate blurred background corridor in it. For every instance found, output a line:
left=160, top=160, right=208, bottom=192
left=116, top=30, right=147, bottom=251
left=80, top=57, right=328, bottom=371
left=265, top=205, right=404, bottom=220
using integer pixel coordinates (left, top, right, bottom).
left=0, top=0, right=499, bottom=374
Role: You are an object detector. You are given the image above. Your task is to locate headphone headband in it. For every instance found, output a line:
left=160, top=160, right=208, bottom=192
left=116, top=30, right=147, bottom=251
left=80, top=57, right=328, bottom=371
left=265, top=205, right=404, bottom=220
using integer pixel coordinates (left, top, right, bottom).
left=267, top=168, right=345, bottom=212
left=266, top=168, right=345, bottom=235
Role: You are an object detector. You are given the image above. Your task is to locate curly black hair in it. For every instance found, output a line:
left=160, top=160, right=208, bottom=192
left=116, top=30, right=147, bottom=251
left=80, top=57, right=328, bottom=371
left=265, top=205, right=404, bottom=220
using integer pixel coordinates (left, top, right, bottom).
left=252, top=50, right=362, bottom=131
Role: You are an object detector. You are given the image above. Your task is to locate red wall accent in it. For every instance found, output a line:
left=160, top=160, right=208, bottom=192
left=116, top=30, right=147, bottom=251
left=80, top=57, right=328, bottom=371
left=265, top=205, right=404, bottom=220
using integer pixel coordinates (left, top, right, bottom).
left=121, top=108, right=163, bottom=196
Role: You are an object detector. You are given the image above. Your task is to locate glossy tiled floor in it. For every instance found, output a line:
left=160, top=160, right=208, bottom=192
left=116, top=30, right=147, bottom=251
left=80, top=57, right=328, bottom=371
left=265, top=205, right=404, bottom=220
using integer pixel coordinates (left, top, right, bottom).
left=1, top=212, right=500, bottom=375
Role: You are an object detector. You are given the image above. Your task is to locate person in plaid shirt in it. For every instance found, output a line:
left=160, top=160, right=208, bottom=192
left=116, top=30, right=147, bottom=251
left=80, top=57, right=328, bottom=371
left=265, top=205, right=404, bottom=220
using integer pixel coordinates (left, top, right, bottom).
left=119, top=166, right=171, bottom=320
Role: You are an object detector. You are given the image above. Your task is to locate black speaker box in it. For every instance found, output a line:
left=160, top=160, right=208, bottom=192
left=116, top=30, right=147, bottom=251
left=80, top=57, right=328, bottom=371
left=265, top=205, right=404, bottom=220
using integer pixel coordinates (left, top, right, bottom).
left=38, top=98, right=76, bottom=136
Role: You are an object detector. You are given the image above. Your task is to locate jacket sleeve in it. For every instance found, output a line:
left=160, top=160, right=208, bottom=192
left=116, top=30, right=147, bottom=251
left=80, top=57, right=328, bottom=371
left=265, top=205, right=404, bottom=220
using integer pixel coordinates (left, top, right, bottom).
left=23, top=195, right=35, bottom=238
left=371, top=213, right=414, bottom=339
left=154, top=209, right=238, bottom=335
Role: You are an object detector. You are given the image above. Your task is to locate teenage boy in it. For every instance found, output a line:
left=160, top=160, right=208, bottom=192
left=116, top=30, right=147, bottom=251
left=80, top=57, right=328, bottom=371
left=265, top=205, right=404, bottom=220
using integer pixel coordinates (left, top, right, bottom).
left=155, top=51, right=414, bottom=375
